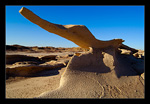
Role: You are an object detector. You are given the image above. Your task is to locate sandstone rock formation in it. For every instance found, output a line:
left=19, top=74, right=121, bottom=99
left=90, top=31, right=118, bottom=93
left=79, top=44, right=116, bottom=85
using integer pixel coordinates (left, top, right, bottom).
left=19, top=7, right=144, bottom=98
left=6, top=54, right=70, bottom=78
left=19, top=7, right=124, bottom=50
left=6, top=59, right=65, bottom=78
left=6, top=55, right=42, bottom=64
left=39, top=55, right=57, bottom=62
left=36, top=47, right=144, bottom=98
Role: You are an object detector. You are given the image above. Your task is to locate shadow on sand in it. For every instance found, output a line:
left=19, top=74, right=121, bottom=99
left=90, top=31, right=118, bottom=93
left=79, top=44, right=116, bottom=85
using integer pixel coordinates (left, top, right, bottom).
left=31, top=66, right=66, bottom=77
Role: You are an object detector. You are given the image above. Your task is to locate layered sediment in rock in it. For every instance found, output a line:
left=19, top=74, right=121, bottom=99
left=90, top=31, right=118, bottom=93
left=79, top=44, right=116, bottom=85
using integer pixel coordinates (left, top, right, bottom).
left=6, top=55, right=69, bottom=78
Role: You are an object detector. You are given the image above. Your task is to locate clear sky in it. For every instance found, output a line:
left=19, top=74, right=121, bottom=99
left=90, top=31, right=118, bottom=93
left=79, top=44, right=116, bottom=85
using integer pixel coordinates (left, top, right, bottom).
left=6, top=5, right=144, bottom=50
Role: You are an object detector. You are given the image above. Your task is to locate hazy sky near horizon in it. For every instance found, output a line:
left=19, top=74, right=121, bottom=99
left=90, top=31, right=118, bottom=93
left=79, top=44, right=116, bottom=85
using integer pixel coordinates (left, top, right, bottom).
left=6, top=6, right=144, bottom=50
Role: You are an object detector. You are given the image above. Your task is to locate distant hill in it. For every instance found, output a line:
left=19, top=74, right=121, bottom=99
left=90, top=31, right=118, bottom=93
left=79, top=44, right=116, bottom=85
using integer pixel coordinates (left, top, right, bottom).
left=6, top=44, right=88, bottom=52
left=6, top=44, right=30, bottom=51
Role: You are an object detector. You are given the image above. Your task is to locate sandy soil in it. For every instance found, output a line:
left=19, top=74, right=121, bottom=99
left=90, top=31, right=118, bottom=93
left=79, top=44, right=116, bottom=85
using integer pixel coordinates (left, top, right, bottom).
left=6, top=51, right=77, bottom=57
left=5, top=49, right=144, bottom=98
left=6, top=67, right=66, bottom=98
left=6, top=51, right=70, bottom=98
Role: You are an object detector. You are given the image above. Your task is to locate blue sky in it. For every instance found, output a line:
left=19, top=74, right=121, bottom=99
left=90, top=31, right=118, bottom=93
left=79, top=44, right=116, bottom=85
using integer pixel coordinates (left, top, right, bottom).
left=6, top=6, right=144, bottom=50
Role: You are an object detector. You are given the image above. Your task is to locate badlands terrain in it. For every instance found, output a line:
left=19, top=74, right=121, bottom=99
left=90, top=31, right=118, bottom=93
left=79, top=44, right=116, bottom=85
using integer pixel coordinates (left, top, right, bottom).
left=6, top=44, right=87, bottom=98
left=6, top=7, right=145, bottom=99
left=6, top=44, right=144, bottom=98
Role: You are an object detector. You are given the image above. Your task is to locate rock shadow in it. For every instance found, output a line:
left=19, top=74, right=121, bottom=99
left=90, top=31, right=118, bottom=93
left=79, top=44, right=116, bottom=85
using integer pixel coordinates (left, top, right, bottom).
left=67, top=47, right=144, bottom=78
left=31, top=66, right=65, bottom=77
left=114, top=52, right=144, bottom=78
left=67, top=47, right=112, bottom=74
left=6, top=66, right=66, bottom=79
left=71, top=54, right=111, bottom=74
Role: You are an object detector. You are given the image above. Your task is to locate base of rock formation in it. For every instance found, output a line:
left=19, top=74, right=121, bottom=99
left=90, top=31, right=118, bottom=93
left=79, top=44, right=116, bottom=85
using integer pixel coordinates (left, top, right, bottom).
left=36, top=46, right=144, bottom=98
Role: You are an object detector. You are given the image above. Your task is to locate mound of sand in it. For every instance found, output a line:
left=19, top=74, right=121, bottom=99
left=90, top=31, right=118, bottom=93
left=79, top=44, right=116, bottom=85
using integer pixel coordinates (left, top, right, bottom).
left=36, top=46, right=144, bottom=98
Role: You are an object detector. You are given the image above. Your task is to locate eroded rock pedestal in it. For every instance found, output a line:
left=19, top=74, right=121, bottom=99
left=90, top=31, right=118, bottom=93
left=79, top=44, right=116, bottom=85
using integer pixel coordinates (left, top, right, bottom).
left=37, top=47, right=144, bottom=98
left=19, top=7, right=144, bottom=98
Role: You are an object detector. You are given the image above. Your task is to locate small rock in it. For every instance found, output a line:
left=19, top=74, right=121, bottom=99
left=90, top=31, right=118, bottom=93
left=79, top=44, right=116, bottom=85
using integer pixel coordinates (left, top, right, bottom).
left=39, top=55, right=57, bottom=62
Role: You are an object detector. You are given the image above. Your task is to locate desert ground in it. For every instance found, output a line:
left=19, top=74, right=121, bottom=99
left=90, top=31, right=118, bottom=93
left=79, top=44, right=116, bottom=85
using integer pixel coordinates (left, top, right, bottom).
left=6, top=45, right=86, bottom=98
left=6, top=44, right=144, bottom=98
left=6, top=7, right=145, bottom=99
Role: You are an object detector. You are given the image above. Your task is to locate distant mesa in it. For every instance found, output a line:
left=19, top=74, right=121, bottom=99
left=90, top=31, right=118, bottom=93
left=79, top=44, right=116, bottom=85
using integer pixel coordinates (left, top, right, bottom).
left=18, top=7, right=144, bottom=98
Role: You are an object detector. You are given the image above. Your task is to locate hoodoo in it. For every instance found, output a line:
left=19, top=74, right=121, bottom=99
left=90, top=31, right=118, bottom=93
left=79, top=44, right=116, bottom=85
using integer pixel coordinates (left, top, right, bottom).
left=19, top=7, right=144, bottom=98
